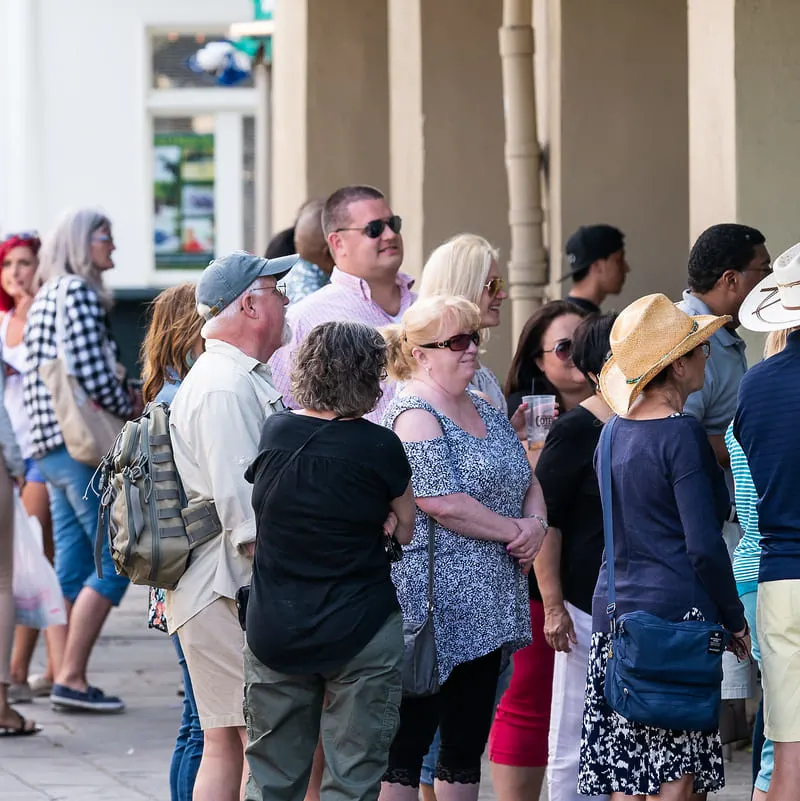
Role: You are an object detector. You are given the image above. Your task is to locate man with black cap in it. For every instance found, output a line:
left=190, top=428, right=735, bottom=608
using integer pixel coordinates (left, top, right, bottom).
left=563, top=224, right=629, bottom=313
left=167, top=250, right=297, bottom=801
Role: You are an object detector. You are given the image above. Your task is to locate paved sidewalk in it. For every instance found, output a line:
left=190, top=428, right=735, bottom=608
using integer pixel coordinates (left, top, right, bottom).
left=0, top=585, right=754, bottom=801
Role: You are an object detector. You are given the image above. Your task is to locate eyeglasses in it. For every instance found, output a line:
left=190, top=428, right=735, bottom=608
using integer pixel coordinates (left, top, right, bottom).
left=91, top=234, right=114, bottom=244
left=249, top=284, right=286, bottom=300
left=2, top=230, right=39, bottom=243
left=542, top=339, right=573, bottom=362
left=335, top=215, right=402, bottom=239
left=697, top=341, right=711, bottom=358
left=421, top=331, right=480, bottom=352
left=484, top=277, right=506, bottom=297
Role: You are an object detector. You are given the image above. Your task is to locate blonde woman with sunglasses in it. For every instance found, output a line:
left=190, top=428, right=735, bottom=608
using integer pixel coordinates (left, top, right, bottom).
left=418, top=234, right=509, bottom=412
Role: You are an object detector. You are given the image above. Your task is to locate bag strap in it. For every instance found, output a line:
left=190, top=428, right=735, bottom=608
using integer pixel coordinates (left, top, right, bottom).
left=255, top=415, right=340, bottom=513
left=54, top=277, right=72, bottom=363
left=599, top=415, right=618, bottom=630
left=425, top=515, right=435, bottom=617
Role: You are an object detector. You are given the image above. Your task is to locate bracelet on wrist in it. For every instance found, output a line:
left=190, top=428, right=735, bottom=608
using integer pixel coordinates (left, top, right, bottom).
left=527, top=513, right=548, bottom=532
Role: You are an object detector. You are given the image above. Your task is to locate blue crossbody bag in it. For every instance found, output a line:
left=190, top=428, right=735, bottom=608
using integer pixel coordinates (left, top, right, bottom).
left=598, top=416, right=729, bottom=732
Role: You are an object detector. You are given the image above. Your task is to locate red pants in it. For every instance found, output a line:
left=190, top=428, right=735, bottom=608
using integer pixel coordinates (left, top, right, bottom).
left=488, top=599, right=554, bottom=767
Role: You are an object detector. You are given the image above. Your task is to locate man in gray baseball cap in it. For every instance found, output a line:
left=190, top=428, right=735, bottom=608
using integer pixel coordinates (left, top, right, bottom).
left=196, top=250, right=298, bottom=320
left=168, top=249, right=297, bottom=799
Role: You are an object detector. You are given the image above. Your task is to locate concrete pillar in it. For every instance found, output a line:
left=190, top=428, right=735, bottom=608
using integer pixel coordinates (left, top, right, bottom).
left=271, top=0, right=390, bottom=230
left=3, top=0, right=41, bottom=230
left=388, top=0, right=512, bottom=372
left=543, top=0, right=690, bottom=307
left=690, top=0, right=800, bottom=253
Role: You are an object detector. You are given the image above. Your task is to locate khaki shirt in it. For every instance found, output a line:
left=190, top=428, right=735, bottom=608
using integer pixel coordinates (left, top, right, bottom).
left=165, top=339, right=284, bottom=633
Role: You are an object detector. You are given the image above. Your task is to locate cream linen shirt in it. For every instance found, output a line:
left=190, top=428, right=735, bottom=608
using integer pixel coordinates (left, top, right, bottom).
left=165, top=339, right=284, bottom=633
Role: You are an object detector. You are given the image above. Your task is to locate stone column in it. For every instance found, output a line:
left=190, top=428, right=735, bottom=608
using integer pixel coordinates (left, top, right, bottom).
left=388, top=0, right=513, bottom=369
left=543, top=0, right=690, bottom=307
left=271, top=0, right=390, bottom=230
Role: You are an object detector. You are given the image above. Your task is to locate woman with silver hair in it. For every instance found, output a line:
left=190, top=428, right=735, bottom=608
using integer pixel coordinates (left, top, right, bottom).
left=243, top=320, right=415, bottom=801
left=23, top=208, right=133, bottom=713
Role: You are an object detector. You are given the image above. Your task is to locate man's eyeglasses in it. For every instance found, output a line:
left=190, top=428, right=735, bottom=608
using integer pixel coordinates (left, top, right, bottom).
left=484, top=277, right=506, bottom=297
left=249, top=284, right=286, bottom=300
left=421, top=331, right=481, bottom=352
left=335, top=215, right=402, bottom=239
left=542, top=339, right=573, bottom=362
left=697, top=341, right=711, bottom=358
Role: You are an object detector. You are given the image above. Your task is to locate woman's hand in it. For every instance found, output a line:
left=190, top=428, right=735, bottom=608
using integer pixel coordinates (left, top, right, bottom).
left=510, top=402, right=528, bottom=442
left=507, top=518, right=548, bottom=564
left=543, top=603, right=577, bottom=653
left=727, top=627, right=752, bottom=661
left=382, top=511, right=398, bottom=537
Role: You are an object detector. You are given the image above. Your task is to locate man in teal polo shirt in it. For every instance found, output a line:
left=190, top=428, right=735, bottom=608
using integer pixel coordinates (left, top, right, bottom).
left=677, top=223, right=770, bottom=726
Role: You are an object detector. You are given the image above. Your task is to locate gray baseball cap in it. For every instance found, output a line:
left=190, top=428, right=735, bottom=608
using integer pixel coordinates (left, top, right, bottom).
left=196, top=251, right=299, bottom=319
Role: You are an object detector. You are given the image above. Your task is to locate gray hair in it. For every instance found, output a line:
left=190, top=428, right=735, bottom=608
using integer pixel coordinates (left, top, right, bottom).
left=199, top=276, right=269, bottom=339
left=36, top=209, right=114, bottom=309
left=291, top=321, right=386, bottom=418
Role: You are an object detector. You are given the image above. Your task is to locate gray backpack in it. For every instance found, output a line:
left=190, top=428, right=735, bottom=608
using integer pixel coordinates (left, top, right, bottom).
left=93, top=401, right=221, bottom=589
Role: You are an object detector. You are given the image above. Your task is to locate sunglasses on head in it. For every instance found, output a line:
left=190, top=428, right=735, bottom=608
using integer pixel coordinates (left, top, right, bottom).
left=542, top=339, right=573, bottom=362
left=335, top=215, right=402, bottom=239
left=484, top=277, right=506, bottom=297
left=421, top=330, right=481, bottom=352
left=2, top=230, right=39, bottom=243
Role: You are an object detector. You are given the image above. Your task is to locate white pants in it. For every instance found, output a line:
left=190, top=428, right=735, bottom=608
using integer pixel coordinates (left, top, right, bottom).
left=547, top=603, right=607, bottom=801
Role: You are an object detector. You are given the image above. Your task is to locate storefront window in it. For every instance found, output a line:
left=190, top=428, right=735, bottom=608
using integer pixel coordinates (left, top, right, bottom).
left=153, top=117, right=215, bottom=270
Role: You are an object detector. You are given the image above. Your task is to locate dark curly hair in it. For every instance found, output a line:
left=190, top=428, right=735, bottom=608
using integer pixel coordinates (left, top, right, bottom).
left=291, top=321, right=386, bottom=418
left=688, top=223, right=766, bottom=294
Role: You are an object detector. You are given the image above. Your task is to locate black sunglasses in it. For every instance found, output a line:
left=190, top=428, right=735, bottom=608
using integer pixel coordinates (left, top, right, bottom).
left=335, top=215, right=402, bottom=239
left=542, top=339, right=573, bottom=362
left=421, top=331, right=481, bottom=352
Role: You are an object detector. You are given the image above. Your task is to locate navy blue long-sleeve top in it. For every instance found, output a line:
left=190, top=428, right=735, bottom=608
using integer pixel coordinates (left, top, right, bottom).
left=591, top=414, right=745, bottom=634
left=733, top=330, right=800, bottom=582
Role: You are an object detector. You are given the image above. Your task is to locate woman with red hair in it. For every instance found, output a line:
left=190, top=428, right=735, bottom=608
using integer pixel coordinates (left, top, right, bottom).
left=0, top=233, right=64, bottom=704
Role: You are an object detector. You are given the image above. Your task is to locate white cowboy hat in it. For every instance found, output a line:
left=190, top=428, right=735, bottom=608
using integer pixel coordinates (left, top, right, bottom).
left=599, top=293, right=730, bottom=415
left=739, top=242, right=800, bottom=331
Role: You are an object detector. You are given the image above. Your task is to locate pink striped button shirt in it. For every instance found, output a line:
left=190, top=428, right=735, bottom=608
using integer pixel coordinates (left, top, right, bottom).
left=269, top=267, right=416, bottom=423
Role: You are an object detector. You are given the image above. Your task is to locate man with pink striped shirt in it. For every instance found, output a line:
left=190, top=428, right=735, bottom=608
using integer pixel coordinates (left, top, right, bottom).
left=269, top=185, right=416, bottom=423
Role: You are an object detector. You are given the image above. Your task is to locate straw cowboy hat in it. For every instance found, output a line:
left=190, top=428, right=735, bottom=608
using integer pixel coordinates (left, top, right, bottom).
left=739, top=242, right=798, bottom=331
left=599, top=293, right=731, bottom=415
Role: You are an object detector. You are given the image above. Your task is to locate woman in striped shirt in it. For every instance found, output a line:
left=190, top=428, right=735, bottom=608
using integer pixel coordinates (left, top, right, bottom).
left=728, top=325, right=800, bottom=801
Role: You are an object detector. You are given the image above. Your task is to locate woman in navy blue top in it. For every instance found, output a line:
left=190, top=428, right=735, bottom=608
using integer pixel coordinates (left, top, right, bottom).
left=577, top=294, right=748, bottom=801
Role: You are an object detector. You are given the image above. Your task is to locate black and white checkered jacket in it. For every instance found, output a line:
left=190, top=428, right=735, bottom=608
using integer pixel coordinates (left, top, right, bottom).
left=23, top=276, right=132, bottom=459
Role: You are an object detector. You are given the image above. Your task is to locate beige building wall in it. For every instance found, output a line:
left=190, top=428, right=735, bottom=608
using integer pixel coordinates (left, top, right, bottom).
left=389, top=0, right=513, bottom=378
left=272, top=0, right=390, bottom=231
left=544, top=0, right=690, bottom=308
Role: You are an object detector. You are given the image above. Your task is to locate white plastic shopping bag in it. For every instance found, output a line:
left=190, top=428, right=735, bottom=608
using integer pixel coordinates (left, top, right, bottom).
left=12, top=492, right=66, bottom=629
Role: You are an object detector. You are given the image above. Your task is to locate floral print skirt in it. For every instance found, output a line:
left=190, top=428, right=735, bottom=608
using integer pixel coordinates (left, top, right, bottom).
left=577, top=622, right=725, bottom=796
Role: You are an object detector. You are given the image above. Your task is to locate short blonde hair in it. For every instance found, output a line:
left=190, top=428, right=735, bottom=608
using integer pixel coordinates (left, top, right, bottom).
left=764, top=325, right=800, bottom=358
left=382, top=295, right=481, bottom=382
left=418, top=234, right=498, bottom=308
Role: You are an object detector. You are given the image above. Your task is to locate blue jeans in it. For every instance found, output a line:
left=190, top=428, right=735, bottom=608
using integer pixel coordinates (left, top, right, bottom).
left=170, top=634, right=204, bottom=801
left=36, top=445, right=129, bottom=605
left=420, top=661, right=512, bottom=785
left=740, top=586, right=773, bottom=794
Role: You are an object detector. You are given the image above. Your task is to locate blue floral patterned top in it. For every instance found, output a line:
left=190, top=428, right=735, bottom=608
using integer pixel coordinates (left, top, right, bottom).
left=382, top=392, right=532, bottom=682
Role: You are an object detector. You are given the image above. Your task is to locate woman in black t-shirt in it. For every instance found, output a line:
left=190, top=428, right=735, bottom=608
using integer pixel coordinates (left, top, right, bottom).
left=531, top=313, right=615, bottom=801
left=242, top=321, right=415, bottom=801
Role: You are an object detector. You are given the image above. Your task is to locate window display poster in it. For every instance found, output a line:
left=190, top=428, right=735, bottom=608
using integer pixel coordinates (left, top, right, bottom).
left=154, top=133, right=215, bottom=269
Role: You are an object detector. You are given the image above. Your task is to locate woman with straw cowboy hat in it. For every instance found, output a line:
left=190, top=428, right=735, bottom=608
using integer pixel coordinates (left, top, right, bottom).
left=577, top=293, right=751, bottom=801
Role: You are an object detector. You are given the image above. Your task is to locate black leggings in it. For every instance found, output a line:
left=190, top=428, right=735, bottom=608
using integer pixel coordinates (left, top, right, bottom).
left=384, top=649, right=502, bottom=787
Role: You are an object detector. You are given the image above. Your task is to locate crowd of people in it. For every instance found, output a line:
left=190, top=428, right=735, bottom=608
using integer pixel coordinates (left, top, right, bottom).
left=0, top=187, right=794, bottom=801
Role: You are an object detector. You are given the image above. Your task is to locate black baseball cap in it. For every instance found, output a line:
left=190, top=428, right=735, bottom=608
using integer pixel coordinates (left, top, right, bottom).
left=563, top=225, right=625, bottom=280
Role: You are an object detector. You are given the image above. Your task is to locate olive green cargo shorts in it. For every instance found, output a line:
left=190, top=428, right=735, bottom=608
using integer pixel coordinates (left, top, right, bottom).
left=243, top=610, right=403, bottom=801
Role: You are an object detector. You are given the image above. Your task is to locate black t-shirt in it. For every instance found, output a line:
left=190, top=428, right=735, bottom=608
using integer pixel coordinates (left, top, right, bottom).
left=244, top=411, right=411, bottom=673
left=534, top=406, right=605, bottom=614
left=566, top=295, right=600, bottom=314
